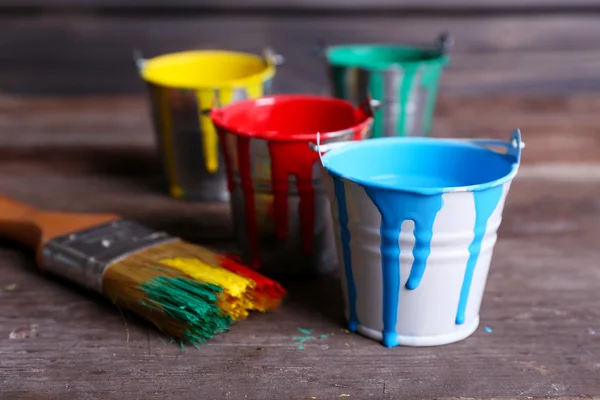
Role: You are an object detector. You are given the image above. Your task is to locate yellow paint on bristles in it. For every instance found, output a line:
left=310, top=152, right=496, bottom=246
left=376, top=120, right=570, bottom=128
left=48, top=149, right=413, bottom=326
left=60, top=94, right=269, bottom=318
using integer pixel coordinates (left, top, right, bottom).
left=160, top=257, right=257, bottom=320
left=101, top=239, right=284, bottom=344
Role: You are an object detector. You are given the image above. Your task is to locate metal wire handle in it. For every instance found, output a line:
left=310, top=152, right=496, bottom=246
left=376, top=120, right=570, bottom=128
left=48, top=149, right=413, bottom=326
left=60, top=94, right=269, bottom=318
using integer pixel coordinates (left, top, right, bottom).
left=263, top=47, right=285, bottom=66
left=436, top=32, right=454, bottom=55
left=309, top=129, right=524, bottom=164
left=133, top=49, right=146, bottom=72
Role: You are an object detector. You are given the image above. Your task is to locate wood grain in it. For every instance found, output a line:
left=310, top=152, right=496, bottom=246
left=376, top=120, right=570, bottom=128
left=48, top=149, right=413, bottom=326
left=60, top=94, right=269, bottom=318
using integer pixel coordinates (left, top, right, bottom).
left=0, top=93, right=599, bottom=398
left=2, top=0, right=600, bottom=11
left=1, top=9, right=600, bottom=398
left=2, top=14, right=600, bottom=95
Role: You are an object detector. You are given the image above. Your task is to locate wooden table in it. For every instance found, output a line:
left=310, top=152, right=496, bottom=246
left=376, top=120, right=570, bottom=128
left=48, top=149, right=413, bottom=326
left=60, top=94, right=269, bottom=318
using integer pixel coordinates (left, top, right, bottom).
left=1, top=10, right=600, bottom=400
left=1, top=94, right=599, bottom=399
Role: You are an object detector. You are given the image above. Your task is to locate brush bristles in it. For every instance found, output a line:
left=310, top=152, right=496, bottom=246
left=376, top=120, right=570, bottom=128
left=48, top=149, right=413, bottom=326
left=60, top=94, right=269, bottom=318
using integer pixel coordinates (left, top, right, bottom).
left=101, top=240, right=286, bottom=344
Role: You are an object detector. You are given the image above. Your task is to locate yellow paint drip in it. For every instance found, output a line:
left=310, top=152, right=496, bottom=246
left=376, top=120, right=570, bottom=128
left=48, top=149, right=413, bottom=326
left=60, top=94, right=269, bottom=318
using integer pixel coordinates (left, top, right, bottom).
left=196, top=88, right=235, bottom=174
left=155, top=86, right=184, bottom=198
left=160, top=257, right=259, bottom=320
left=141, top=50, right=274, bottom=176
left=244, top=81, right=264, bottom=100
left=195, top=82, right=265, bottom=174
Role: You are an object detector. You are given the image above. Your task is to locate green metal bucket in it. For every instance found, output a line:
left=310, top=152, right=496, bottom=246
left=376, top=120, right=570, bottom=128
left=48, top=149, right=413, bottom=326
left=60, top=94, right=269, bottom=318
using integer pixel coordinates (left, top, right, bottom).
left=322, top=33, right=452, bottom=138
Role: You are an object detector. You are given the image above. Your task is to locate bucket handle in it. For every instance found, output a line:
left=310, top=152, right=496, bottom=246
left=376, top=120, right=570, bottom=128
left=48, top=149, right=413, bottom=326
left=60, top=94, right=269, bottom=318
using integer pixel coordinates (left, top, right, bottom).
left=133, top=48, right=146, bottom=73
left=309, top=128, right=524, bottom=164
left=263, top=47, right=285, bottom=66
left=455, top=128, right=523, bottom=164
left=358, top=93, right=381, bottom=117
left=314, top=39, right=327, bottom=58
left=435, top=32, right=454, bottom=55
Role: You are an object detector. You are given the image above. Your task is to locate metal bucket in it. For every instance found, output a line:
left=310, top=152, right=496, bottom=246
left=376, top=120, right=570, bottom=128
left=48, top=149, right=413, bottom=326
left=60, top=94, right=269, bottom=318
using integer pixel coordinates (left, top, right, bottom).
left=136, top=48, right=282, bottom=201
left=322, top=33, right=452, bottom=138
left=315, top=129, right=523, bottom=347
left=210, top=95, right=374, bottom=275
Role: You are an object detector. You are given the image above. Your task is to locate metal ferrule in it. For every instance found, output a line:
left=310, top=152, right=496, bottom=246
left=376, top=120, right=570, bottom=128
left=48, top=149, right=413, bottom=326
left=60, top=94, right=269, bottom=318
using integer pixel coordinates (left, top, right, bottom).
left=41, top=219, right=176, bottom=293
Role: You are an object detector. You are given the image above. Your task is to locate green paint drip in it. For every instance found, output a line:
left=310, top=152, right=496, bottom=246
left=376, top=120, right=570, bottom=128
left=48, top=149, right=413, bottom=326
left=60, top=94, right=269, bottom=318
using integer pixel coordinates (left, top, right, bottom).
left=326, top=45, right=449, bottom=138
left=397, top=67, right=417, bottom=137
left=332, top=67, right=347, bottom=99
left=297, top=327, right=313, bottom=335
left=368, top=71, right=385, bottom=138
left=140, top=276, right=232, bottom=345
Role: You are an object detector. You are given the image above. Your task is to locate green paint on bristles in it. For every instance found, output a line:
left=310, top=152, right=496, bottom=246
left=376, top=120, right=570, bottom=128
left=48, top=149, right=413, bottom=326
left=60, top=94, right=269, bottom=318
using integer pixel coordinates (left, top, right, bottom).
left=140, top=276, right=233, bottom=345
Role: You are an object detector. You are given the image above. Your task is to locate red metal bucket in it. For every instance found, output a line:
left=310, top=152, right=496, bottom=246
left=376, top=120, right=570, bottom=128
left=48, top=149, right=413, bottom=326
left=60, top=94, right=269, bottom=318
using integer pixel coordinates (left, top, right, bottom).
left=211, top=94, right=373, bottom=275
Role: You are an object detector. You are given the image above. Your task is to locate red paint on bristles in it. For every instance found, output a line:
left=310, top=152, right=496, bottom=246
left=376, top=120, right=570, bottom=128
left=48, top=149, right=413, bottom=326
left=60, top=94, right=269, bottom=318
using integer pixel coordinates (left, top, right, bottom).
left=220, top=253, right=286, bottom=308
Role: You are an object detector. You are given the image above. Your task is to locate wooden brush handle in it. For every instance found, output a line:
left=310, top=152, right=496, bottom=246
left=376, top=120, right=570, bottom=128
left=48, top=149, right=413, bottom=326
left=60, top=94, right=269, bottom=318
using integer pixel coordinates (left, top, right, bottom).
left=0, top=195, right=119, bottom=254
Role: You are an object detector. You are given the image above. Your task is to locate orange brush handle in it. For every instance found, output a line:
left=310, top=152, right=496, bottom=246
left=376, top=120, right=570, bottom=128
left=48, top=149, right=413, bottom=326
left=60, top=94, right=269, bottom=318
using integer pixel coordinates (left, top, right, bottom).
left=0, top=195, right=119, bottom=259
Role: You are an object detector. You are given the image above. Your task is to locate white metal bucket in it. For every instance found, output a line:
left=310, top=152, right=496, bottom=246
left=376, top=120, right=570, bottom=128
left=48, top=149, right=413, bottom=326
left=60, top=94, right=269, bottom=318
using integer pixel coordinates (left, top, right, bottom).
left=315, top=129, right=523, bottom=347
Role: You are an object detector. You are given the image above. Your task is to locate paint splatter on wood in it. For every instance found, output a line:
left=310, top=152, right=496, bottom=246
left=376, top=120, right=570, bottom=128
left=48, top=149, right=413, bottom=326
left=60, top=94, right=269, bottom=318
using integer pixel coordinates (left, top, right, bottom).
left=9, top=324, right=38, bottom=340
left=0, top=283, right=17, bottom=291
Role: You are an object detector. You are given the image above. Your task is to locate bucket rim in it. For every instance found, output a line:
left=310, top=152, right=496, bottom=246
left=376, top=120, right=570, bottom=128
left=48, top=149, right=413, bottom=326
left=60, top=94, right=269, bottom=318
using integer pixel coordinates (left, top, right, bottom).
left=210, top=94, right=374, bottom=142
left=325, top=44, right=450, bottom=71
left=320, top=136, right=521, bottom=195
left=139, top=49, right=276, bottom=90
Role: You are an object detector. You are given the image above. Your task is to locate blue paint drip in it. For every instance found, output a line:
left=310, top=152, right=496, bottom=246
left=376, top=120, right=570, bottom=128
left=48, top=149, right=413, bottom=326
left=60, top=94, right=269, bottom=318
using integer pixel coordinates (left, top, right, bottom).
left=456, top=185, right=504, bottom=325
left=333, top=176, right=359, bottom=332
left=365, top=188, right=443, bottom=348
left=405, top=202, right=441, bottom=290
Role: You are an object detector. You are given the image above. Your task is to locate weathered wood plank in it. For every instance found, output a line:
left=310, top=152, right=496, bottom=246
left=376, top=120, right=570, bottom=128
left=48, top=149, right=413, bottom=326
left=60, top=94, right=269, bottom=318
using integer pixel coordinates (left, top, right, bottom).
left=1, top=92, right=600, bottom=398
left=0, top=177, right=599, bottom=399
left=1, top=0, right=600, bottom=11
left=1, top=15, right=600, bottom=94
left=0, top=93, right=596, bottom=243
left=1, top=94, right=599, bottom=164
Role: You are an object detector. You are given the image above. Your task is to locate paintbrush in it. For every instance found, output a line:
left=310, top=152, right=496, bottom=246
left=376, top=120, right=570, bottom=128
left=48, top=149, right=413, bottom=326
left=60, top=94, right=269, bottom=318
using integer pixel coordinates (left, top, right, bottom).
left=0, top=195, right=286, bottom=344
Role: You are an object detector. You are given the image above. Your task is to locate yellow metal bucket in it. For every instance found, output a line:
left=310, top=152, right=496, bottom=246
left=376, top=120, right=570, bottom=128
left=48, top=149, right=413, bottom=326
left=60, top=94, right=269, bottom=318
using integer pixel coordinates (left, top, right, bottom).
left=137, top=48, right=281, bottom=201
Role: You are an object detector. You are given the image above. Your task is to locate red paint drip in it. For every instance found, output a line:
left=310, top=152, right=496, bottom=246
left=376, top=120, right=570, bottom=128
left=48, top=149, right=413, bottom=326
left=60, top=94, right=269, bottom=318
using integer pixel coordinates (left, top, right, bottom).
left=211, top=95, right=375, bottom=271
left=218, top=134, right=234, bottom=192
left=237, top=137, right=262, bottom=269
left=268, top=141, right=318, bottom=255
left=266, top=201, right=275, bottom=219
